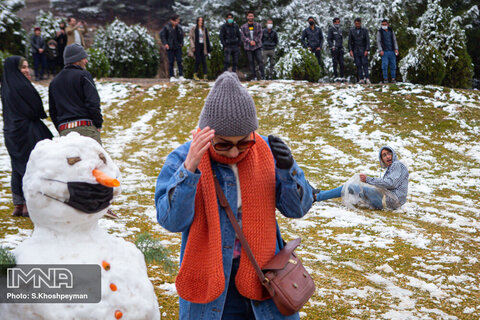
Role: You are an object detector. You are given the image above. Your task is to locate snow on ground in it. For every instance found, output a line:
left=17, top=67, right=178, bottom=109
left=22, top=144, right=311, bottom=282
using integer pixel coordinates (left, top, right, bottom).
left=1, top=80, right=479, bottom=319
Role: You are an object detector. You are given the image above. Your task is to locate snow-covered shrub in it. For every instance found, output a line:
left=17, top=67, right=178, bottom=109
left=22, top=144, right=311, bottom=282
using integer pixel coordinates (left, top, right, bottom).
left=93, top=19, right=160, bottom=78
left=3, top=0, right=24, bottom=11
left=0, top=1, right=26, bottom=56
left=33, top=10, right=62, bottom=40
left=206, top=34, right=225, bottom=80
left=275, top=47, right=320, bottom=82
left=400, top=0, right=473, bottom=88
left=0, top=246, right=16, bottom=275
left=401, top=45, right=446, bottom=85
left=86, top=47, right=110, bottom=79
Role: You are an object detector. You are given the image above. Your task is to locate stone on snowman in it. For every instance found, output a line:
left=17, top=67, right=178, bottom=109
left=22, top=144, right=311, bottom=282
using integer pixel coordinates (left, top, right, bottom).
left=1, top=133, right=160, bottom=319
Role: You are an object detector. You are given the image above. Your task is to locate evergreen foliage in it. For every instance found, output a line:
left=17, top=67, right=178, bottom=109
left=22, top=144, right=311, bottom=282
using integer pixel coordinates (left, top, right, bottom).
left=33, top=10, right=62, bottom=41
left=400, top=0, right=473, bottom=88
left=0, top=50, right=12, bottom=81
left=0, top=1, right=27, bottom=56
left=0, top=246, right=16, bottom=276
left=86, top=47, right=110, bottom=78
left=134, top=232, right=176, bottom=273
left=275, top=47, right=321, bottom=82
left=92, top=19, right=159, bottom=78
left=401, top=44, right=447, bottom=85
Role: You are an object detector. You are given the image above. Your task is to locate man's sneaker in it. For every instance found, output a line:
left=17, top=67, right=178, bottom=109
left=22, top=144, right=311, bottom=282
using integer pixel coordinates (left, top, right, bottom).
left=104, top=209, right=119, bottom=219
left=391, top=79, right=397, bottom=83
left=365, top=78, right=371, bottom=84
left=252, top=77, right=258, bottom=81
left=178, top=76, right=186, bottom=81
left=383, top=79, right=389, bottom=84
left=170, top=77, right=177, bottom=82
left=358, top=79, right=365, bottom=84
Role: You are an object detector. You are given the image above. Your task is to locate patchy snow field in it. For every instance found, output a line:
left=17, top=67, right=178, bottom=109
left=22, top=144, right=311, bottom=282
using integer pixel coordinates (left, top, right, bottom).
left=1, top=80, right=479, bottom=319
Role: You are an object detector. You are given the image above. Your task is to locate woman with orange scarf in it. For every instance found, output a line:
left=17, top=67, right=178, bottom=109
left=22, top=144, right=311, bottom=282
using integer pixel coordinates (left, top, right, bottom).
left=155, top=72, right=313, bottom=319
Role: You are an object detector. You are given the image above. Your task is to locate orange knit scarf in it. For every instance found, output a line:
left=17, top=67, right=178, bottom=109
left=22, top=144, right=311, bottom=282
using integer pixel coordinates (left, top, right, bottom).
left=175, top=132, right=277, bottom=303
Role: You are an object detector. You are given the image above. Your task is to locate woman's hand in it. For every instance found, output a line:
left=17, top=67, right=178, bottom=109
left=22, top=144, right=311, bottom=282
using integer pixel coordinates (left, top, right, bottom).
left=184, top=127, right=215, bottom=172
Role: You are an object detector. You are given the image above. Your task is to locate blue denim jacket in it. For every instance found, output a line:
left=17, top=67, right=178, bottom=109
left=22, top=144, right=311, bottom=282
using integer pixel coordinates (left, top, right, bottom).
left=155, top=136, right=313, bottom=320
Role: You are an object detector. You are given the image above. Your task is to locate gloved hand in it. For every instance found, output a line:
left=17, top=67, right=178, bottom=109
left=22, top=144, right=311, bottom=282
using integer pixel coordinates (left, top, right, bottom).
left=268, top=135, right=294, bottom=170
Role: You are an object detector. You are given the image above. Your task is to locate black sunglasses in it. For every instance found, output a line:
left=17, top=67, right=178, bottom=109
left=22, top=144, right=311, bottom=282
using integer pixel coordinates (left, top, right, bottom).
left=211, top=134, right=256, bottom=151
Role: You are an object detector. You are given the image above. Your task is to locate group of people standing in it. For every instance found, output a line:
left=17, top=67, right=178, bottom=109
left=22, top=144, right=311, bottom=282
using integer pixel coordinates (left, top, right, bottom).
left=160, top=12, right=399, bottom=83
left=300, top=16, right=399, bottom=83
left=1, top=42, right=111, bottom=217
left=160, top=11, right=279, bottom=81
left=29, top=17, right=87, bottom=81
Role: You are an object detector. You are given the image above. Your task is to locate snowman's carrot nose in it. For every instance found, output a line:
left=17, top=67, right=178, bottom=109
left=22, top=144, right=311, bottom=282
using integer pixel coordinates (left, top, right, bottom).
left=92, top=169, right=120, bottom=187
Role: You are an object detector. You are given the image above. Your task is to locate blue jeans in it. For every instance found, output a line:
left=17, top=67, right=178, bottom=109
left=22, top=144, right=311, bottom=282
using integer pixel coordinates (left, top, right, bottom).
left=32, top=52, right=47, bottom=79
left=222, top=258, right=255, bottom=319
left=167, top=48, right=183, bottom=77
left=381, top=51, right=396, bottom=79
left=315, top=186, right=343, bottom=201
left=348, top=184, right=383, bottom=209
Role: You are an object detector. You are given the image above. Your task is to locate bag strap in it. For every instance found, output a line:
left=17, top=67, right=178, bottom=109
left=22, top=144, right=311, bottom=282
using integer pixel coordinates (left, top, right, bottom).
left=213, top=175, right=267, bottom=284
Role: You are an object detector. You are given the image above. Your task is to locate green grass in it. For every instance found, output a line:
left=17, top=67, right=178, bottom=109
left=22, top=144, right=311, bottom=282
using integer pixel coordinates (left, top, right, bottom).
left=0, top=81, right=479, bottom=319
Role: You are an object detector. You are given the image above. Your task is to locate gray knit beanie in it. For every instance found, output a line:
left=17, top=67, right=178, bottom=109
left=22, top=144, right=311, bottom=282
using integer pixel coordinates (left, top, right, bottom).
left=63, top=44, right=88, bottom=65
left=198, top=72, right=258, bottom=136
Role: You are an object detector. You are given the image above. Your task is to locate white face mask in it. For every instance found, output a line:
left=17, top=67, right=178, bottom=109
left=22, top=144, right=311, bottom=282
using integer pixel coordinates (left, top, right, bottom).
left=267, top=24, right=273, bottom=29
left=381, top=25, right=388, bottom=30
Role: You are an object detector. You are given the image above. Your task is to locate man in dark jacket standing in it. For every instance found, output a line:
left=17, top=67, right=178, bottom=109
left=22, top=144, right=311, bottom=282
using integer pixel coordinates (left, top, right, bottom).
left=262, top=19, right=278, bottom=80
left=160, top=14, right=185, bottom=81
left=301, top=17, right=324, bottom=68
left=220, top=13, right=242, bottom=73
left=49, top=44, right=103, bottom=144
left=327, top=18, right=345, bottom=81
left=30, top=27, right=47, bottom=81
left=377, top=19, right=399, bottom=83
left=348, top=18, right=370, bottom=84
left=240, top=11, right=265, bottom=80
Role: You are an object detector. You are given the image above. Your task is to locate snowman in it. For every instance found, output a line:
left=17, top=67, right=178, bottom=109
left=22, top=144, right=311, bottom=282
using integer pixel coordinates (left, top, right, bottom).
left=1, top=133, right=160, bottom=319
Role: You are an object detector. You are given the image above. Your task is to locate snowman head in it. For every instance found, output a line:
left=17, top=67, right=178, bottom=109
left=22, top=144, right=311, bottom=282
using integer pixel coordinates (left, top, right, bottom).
left=23, top=133, right=121, bottom=232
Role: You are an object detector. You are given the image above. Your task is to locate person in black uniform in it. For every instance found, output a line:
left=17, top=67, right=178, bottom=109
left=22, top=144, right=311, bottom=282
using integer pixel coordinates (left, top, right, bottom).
left=327, top=17, right=345, bottom=81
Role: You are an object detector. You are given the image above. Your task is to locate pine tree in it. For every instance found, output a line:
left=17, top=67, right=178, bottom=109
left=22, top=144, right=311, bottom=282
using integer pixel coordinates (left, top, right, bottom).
left=400, top=0, right=473, bottom=88
left=0, top=0, right=27, bottom=56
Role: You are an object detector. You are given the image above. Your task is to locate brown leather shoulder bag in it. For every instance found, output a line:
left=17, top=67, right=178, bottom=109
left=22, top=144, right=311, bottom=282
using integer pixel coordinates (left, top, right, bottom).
left=214, top=176, right=315, bottom=316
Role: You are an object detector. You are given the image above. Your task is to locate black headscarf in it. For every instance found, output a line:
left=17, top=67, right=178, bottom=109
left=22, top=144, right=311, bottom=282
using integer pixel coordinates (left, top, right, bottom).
left=1, top=56, right=53, bottom=176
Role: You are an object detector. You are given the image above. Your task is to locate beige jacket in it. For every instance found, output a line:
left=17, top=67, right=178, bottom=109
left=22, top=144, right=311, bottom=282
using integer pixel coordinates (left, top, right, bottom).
left=188, top=26, right=209, bottom=57
left=66, top=24, right=87, bottom=47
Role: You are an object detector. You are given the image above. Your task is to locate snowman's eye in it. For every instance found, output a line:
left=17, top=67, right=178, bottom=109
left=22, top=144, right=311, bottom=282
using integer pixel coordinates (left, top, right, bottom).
left=67, top=157, right=81, bottom=165
left=99, top=153, right=107, bottom=164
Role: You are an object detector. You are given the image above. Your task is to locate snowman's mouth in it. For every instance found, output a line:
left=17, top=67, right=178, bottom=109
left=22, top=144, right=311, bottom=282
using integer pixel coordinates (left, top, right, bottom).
left=41, top=179, right=114, bottom=214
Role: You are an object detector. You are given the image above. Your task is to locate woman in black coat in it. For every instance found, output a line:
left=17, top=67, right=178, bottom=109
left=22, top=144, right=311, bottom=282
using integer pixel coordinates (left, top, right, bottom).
left=1, top=56, right=53, bottom=217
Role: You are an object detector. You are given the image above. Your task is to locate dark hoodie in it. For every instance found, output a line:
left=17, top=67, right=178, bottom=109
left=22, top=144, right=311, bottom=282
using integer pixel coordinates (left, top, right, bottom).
left=366, top=146, right=409, bottom=209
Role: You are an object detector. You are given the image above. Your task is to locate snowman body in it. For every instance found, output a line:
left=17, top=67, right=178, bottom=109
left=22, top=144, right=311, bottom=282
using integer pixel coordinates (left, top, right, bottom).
left=1, top=134, right=160, bottom=320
